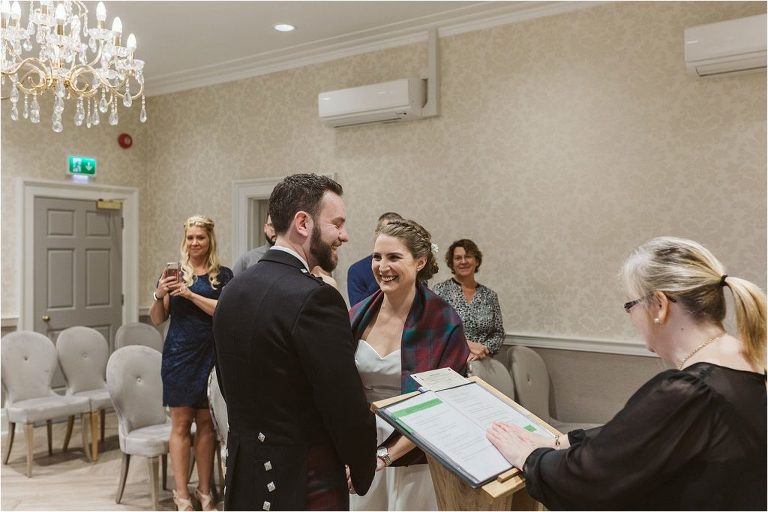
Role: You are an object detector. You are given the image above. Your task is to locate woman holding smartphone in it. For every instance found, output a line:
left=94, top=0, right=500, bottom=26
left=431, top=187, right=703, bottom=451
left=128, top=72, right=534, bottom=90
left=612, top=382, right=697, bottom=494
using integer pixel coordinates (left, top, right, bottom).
left=150, top=215, right=233, bottom=511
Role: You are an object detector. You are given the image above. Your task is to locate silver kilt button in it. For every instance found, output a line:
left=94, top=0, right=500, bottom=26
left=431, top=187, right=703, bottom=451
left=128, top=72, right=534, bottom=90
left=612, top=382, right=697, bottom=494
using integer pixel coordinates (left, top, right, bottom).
left=264, top=461, right=272, bottom=471
left=258, top=432, right=266, bottom=442
left=267, top=481, right=276, bottom=492
left=262, top=501, right=271, bottom=511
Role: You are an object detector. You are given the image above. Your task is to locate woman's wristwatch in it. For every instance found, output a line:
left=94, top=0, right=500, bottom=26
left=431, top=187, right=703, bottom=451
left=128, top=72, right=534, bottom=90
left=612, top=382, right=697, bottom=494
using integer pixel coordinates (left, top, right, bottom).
left=376, top=446, right=392, bottom=467
left=153, top=291, right=163, bottom=301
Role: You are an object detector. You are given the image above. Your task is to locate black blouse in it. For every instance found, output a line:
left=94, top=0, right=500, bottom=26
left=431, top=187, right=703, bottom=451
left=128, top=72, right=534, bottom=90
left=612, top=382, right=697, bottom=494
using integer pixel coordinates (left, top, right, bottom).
left=524, top=363, right=767, bottom=510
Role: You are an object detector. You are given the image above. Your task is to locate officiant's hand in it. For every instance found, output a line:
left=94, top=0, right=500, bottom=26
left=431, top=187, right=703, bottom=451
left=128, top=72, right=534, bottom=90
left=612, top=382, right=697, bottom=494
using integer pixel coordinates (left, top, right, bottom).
left=486, top=422, right=553, bottom=469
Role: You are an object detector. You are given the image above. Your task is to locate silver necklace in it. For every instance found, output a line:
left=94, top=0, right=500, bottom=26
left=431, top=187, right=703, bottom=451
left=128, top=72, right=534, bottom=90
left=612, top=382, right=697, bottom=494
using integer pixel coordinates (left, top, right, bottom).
left=678, top=333, right=725, bottom=370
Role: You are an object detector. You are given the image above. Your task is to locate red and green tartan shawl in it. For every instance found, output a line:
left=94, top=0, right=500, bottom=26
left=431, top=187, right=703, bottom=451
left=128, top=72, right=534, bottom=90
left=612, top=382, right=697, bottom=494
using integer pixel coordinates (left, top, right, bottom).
left=349, top=282, right=470, bottom=393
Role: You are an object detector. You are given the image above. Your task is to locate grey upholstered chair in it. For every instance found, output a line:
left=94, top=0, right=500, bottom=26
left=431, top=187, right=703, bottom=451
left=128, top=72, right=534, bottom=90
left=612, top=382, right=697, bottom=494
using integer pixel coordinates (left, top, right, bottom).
left=207, top=367, right=227, bottom=496
left=1, top=331, right=92, bottom=477
left=107, top=345, right=171, bottom=510
left=468, top=357, right=516, bottom=400
left=509, top=345, right=601, bottom=433
left=56, top=326, right=114, bottom=462
left=114, top=321, right=164, bottom=352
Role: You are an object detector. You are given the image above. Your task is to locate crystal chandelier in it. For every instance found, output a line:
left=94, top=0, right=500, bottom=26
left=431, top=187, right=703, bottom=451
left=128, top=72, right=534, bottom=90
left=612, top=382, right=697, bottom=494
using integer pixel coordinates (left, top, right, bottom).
left=0, top=0, right=146, bottom=132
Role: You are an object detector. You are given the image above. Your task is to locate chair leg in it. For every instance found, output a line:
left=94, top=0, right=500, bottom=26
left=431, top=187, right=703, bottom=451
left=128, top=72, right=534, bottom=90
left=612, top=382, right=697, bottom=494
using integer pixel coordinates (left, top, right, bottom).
left=216, top=443, right=224, bottom=497
left=46, top=420, right=53, bottom=456
left=162, top=453, right=168, bottom=490
left=24, top=423, right=34, bottom=478
left=90, top=411, right=99, bottom=462
left=81, top=414, right=92, bottom=462
left=3, top=422, right=15, bottom=464
left=62, top=416, right=75, bottom=452
left=115, top=453, right=130, bottom=504
left=100, top=409, right=106, bottom=444
left=148, top=456, right=161, bottom=511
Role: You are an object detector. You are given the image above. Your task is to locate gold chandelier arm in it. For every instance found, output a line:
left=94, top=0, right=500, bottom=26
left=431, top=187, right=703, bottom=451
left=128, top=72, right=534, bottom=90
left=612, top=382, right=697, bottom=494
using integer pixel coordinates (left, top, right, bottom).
left=83, top=39, right=104, bottom=69
left=7, top=58, right=50, bottom=95
left=109, top=74, right=145, bottom=100
left=68, top=65, right=100, bottom=98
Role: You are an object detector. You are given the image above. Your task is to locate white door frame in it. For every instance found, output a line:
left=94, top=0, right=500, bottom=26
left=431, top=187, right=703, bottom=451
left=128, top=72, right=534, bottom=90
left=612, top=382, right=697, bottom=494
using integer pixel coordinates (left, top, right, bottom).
left=231, top=174, right=336, bottom=259
left=18, top=178, right=140, bottom=330
left=231, top=177, right=282, bottom=260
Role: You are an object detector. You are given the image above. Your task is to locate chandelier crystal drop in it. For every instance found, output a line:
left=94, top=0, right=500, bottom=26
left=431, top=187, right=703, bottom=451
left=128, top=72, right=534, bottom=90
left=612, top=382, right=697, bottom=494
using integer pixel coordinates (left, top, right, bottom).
left=0, top=0, right=146, bottom=132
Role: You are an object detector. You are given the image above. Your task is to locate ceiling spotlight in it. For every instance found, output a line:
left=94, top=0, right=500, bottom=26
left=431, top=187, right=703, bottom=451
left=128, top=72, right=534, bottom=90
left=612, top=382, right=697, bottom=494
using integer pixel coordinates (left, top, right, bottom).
left=273, top=23, right=295, bottom=32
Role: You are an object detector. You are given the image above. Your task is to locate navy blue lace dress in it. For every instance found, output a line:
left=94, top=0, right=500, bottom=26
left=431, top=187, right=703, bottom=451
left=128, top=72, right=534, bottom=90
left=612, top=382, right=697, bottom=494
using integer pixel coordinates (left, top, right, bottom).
left=161, top=267, right=233, bottom=408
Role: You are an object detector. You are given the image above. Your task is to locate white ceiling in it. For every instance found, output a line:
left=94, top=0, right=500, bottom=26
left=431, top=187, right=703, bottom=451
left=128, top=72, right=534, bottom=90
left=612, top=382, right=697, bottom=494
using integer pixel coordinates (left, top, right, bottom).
left=89, top=1, right=600, bottom=96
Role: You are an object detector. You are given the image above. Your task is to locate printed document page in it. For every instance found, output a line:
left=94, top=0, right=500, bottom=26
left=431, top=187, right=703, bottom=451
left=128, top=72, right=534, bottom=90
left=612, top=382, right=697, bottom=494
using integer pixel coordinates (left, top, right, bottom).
left=386, top=390, right=512, bottom=484
left=409, top=367, right=469, bottom=391
left=437, top=384, right=555, bottom=438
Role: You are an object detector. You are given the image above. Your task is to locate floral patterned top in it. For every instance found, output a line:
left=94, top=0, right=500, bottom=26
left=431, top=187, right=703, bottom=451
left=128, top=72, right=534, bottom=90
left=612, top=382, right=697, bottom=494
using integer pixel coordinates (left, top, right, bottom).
left=432, top=278, right=505, bottom=354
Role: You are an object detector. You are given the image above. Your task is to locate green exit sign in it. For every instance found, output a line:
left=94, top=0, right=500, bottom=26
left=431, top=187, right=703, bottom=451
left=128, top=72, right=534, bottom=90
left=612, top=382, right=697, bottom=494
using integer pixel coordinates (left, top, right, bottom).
left=68, top=156, right=97, bottom=176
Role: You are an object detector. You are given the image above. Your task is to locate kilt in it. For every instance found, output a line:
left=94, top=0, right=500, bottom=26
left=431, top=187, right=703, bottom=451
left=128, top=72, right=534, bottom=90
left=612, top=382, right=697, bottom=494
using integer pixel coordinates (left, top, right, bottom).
left=224, top=431, right=348, bottom=511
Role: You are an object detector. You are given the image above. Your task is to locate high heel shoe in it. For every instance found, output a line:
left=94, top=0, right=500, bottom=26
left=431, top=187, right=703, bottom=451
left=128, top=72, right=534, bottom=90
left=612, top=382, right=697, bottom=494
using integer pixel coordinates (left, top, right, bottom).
left=173, top=490, right=194, bottom=511
left=195, top=487, right=217, bottom=511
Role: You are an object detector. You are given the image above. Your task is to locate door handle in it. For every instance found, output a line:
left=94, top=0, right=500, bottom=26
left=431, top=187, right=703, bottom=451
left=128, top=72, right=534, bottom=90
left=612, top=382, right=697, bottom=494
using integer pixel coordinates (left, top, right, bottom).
left=42, top=315, right=50, bottom=322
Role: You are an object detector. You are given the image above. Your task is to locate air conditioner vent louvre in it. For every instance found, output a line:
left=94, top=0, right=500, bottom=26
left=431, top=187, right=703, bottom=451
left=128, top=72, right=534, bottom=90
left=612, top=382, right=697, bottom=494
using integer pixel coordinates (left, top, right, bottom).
left=684, top=14, right=767, bottom=78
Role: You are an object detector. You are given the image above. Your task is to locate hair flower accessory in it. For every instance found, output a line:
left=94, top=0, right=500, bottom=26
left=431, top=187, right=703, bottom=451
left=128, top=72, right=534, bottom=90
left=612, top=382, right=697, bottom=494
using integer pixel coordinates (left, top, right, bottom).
left=431, top=243, right=439, bottom=255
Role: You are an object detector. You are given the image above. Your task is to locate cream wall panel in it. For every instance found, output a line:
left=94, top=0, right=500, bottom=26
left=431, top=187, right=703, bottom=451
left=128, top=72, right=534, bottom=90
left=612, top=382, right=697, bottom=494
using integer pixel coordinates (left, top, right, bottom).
left=3, top=2, right=765, bottom=358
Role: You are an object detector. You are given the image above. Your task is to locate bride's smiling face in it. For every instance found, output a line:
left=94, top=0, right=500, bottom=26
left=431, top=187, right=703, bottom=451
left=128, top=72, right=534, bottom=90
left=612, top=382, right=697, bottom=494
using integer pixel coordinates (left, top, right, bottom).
left=372, top=234, right=425, bottom=294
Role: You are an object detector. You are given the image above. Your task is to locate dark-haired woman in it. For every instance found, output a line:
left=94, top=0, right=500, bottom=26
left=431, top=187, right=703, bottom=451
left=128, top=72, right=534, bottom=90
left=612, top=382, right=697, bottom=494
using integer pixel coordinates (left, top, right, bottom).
left=434, top=239, right=505, bottom=362
left=348, top=219, right=469, bottom=511
left=486, top=236, right=766, bottom=510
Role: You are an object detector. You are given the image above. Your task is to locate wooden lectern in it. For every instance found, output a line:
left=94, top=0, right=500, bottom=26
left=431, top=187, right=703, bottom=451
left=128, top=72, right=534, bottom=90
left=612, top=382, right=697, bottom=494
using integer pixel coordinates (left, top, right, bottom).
left=373, top=376, right=560, bottom=511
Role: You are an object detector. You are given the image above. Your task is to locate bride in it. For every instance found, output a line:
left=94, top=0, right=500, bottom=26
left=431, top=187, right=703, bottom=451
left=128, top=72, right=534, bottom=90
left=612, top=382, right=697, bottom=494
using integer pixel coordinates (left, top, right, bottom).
left=348, top=219, right=470, bottom=510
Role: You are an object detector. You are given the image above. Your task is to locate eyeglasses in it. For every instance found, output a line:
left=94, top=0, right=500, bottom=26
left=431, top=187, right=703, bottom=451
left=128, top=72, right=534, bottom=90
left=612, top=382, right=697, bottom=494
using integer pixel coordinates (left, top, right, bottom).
left=623, top=294, right=677, bottom=313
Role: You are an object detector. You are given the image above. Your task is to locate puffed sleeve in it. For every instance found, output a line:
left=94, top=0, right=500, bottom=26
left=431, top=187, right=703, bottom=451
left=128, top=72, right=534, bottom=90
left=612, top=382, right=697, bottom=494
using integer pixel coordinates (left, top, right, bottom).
left=522, top=371, right=718, bottom=510
left=219, top=266, right=234, bottom=288
left=484, top=289, right=505, bottom=354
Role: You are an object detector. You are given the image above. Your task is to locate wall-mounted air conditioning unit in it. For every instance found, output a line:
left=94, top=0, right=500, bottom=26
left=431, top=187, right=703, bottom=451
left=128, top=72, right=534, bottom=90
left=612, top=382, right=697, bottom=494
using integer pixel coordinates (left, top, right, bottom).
left=318, top=78, right=425, bottom=128
left=318, top=29, right=439, bottom=128
left=684, top=14, right=766, bottom=77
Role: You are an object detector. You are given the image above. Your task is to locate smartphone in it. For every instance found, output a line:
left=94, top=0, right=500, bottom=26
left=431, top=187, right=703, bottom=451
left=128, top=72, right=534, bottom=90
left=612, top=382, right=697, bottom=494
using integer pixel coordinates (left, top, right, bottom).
left=165, top=262, right=180, bottom=282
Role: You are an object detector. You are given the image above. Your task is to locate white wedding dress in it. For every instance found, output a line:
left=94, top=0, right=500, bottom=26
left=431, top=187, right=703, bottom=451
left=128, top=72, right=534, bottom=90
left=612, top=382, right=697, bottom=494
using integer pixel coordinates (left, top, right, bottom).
left=350, top=340, right=438, bottom=511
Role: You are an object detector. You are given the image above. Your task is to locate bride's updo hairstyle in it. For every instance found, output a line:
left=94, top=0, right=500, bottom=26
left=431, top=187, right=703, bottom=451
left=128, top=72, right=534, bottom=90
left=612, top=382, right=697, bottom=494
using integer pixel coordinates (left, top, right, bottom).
left=378, top=219, right=439, bottom=282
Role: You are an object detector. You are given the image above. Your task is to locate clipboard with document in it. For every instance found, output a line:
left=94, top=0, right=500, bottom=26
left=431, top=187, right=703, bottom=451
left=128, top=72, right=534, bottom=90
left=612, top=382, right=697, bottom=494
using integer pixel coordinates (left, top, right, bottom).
left=372, top=368, right=560, bottom=488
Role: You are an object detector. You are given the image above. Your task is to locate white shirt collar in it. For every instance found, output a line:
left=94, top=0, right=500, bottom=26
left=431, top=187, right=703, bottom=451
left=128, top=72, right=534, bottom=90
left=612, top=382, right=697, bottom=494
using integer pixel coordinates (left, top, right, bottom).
left=270, top=245, right=310, bottom=272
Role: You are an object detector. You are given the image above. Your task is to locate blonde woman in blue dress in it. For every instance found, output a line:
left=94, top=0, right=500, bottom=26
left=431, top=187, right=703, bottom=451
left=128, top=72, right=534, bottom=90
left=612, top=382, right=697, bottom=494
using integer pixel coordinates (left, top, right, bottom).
left=150, top=215, right=233, bottom=511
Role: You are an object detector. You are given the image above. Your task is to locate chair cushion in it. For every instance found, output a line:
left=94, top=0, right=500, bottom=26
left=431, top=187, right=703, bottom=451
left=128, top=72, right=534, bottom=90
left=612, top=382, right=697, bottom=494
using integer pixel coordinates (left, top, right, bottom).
left=74, top=389, right=114, bottom=411
left=56, top=327, right=109, bottom=394
left=6, top=394, right=91, bottom=424
left=120, top=421, right=172, bottom=457
left=1, top=331, right=58, bottom=402
left=115, top=322, right=164, bottom=352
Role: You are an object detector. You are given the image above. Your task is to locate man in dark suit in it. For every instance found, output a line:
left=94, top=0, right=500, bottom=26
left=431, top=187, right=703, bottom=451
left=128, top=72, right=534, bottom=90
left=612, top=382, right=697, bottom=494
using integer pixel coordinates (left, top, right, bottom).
left=346, top=211, right=402, bottom=306
left=213, top=174, right=376, bottom=511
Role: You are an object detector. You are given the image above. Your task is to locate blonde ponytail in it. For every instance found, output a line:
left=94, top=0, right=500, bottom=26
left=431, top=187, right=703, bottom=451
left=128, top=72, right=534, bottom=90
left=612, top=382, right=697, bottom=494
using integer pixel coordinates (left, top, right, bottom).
left=726, top=277, right=766, bottom=370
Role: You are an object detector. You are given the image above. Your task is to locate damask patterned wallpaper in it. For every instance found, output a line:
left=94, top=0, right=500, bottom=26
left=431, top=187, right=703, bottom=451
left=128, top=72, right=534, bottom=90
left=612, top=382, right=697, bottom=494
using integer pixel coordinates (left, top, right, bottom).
left=1, top=97, right=148, bottom=318
left=2, top=2, right=765, bottom=349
